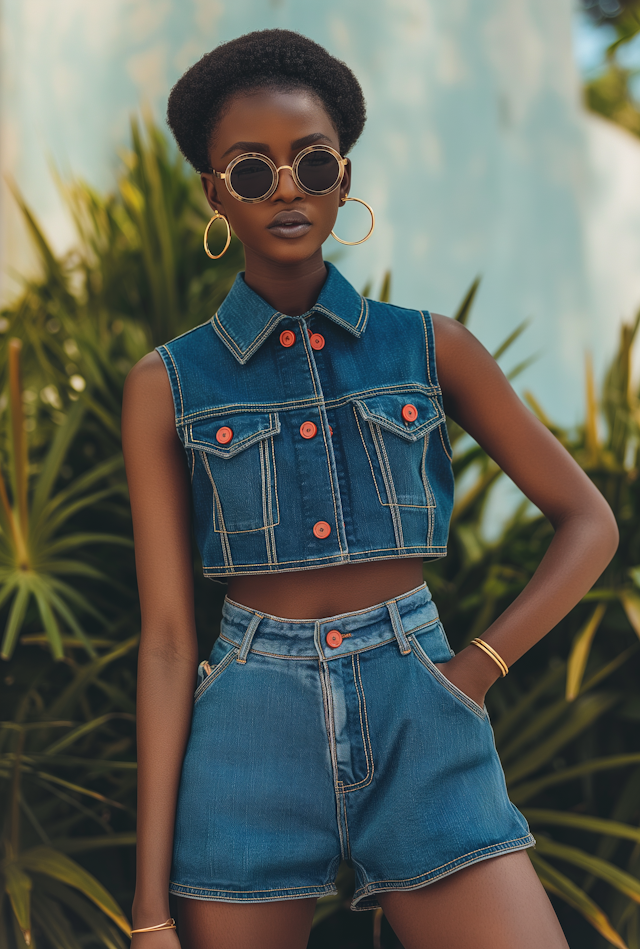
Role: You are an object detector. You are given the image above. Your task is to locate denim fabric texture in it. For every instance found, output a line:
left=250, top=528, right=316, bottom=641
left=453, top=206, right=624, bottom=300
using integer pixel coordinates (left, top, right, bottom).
left=170, top=584, right=535, bottom=908
left=156, top=263, right=454, bottom=579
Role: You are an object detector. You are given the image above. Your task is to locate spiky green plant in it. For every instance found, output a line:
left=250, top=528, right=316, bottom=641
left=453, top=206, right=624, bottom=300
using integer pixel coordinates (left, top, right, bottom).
left=0, top=340, right=130, bottom=660
left=0, top=635, right=138, bottom=947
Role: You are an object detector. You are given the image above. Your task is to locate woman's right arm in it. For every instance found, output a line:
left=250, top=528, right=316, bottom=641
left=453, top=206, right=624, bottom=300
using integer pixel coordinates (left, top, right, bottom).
left=122, top=352, right=198, bottom=945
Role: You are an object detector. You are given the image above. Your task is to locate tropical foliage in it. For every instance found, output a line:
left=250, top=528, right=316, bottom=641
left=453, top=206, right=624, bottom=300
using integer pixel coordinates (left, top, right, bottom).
left=581, top=0, right=640, bottom=137
left=1, top=119, right=640, bottom=948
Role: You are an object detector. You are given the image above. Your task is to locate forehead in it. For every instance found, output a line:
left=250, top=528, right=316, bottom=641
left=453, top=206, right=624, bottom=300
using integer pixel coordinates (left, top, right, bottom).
left=213, top=87, right=339, bottom=151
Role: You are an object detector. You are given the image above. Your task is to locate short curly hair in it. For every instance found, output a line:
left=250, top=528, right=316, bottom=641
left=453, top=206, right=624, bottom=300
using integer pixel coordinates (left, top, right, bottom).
left=167, top=29, right=366, bottom=172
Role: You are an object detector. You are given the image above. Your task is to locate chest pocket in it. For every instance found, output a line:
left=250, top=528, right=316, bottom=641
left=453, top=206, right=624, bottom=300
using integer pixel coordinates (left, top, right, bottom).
left=352, top=393, right=445, bottom=508
left=184, top=413, right=280, bottom=533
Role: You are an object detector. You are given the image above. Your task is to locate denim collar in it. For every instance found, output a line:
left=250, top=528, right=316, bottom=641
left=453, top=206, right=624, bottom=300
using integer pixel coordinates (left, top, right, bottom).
left=212, top=262, right=369, bottom=364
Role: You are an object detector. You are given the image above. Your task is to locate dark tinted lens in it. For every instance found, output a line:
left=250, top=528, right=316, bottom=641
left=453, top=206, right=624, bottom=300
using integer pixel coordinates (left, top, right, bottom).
left=297, top=150, right=341, bottom=193
left=229, top=157, right=274, bottom=199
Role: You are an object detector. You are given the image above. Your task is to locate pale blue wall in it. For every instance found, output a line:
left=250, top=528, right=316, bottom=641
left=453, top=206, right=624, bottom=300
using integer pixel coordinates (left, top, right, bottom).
left=2, top=0, right=638, bottom=423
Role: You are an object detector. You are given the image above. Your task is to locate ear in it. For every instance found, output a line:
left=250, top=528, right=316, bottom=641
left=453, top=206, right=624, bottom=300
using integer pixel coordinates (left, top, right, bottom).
left=201, top=173, right=225, bottom=213
left=339, top=158, right=352, bottom=207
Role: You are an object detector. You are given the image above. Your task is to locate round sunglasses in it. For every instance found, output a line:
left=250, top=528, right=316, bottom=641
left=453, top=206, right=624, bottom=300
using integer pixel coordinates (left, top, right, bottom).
left=211, top=144, right=347, bottom=204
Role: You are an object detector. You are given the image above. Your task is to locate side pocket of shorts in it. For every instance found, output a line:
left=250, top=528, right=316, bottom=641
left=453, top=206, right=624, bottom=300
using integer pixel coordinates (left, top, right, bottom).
left=410, top=632, right=487, bottom=720
left=194, top=643, right=238, bottom=703
left=438, top=622, right=456, bottom=659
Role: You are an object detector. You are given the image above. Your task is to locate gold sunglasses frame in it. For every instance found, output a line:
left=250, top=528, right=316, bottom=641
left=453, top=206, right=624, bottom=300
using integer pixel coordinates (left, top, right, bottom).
left=212, top=144, right=348, bottom=204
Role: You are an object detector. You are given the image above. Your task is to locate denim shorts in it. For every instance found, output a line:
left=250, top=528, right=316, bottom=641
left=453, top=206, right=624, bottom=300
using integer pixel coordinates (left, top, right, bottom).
left=170, top=583, right=534, bottom=910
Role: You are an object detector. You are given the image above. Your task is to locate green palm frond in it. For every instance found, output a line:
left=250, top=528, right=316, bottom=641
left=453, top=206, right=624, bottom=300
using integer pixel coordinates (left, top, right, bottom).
left=566, top=603, right=608, bottom=700
left=452, top=276, right=481, bottom=325
left=38, top=878, right=128, bottom=949
left=3, top=865, right=32, bottom=947
left=524, top=810, right=640, bottom=844
left=1, top=657, right=135, bottom=947
left=15, top=848, right=130, bottom=935
left=535, top=837, right=640, bottom=905
left=504, top=693, right=618, bottom=784
left=0, top=344, right=127, bottom=661
left=510, top=754, right=640, bottom=806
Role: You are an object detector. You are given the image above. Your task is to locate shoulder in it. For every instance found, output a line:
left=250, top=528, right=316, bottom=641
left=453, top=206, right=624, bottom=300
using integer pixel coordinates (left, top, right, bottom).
left=121, top=351, right=184, bottom=460
left=429, top=312, right=516, bottom=415
left=124, top=351, right=169, bottom=401
left=123, top=351, right=177, bottom=432
left=431, top=313, right=492, bottom=367
left=430, top=312, right=472, bottom=349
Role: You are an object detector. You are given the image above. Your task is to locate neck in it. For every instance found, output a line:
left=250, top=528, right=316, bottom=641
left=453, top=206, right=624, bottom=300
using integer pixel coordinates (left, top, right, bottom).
left=242, top=247, right=328, bottom=316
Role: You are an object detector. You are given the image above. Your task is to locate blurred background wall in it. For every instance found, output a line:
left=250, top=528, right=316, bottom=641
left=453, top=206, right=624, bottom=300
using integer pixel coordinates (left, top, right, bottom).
left=1, top=0, right=640, bottom=422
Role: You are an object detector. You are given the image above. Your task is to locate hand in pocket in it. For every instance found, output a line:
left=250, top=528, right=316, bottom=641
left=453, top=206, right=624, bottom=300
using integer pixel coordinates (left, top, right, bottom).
left=434, top=648, right=499, bottom=709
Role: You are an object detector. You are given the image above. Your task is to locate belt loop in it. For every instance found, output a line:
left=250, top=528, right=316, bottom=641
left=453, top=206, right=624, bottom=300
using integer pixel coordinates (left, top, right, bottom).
left=313, top=621, right=324, bottom=660
left=236, top=612, right=263, bottom=664
left=387, top=599, right=411, bottom=655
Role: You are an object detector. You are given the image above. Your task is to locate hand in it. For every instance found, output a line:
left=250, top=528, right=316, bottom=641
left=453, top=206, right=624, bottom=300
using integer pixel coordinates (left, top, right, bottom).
left=434, top=645, right=502, bottom=708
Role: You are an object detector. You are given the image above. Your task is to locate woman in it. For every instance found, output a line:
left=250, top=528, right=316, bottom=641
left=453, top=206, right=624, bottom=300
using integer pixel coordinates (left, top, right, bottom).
left=122, top=29, right=618, bottom=949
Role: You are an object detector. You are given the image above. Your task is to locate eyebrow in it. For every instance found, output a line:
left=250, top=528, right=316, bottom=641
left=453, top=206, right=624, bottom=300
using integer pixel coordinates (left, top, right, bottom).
left=221, top=132, right=334, bottom=159
left=291, top=132, right=333, bottom=150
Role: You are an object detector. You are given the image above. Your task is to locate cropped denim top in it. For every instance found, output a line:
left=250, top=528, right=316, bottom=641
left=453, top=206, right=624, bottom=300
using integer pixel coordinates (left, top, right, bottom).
left=157, top=263, right=454, bottom=580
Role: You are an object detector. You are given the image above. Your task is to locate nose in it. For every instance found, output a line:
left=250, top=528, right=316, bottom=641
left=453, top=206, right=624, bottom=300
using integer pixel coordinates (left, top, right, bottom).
left=273, top=164, right=303, bottom=201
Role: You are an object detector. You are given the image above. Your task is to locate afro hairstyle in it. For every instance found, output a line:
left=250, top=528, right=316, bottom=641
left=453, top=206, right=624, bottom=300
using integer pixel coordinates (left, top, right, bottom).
left=167, top=29, right=366, bottom=172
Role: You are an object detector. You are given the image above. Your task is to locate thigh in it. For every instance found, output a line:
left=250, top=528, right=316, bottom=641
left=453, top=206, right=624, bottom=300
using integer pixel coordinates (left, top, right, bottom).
left=177, top=896, right=317, bottom=949
left=378, top=852, right=569, bottom=949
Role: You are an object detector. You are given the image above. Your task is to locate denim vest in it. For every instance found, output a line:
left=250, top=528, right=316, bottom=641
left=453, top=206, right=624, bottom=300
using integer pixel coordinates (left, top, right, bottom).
left=157, top=263, right=454, bottom=580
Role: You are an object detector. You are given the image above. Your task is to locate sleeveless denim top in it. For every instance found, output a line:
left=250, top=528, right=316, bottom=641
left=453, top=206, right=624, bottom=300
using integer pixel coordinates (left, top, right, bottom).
left=157, top=263, right=454, bottom=579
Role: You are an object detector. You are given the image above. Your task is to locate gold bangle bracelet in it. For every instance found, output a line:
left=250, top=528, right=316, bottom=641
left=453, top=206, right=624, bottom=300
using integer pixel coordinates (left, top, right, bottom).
left=470, top=638, right=509, bottom=677
left=131, top=918, right=176, bottom=934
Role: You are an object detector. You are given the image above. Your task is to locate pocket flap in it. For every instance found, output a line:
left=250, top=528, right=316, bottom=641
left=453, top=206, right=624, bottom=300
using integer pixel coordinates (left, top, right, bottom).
left=353, top=393, right=445, bottom=441
left=184, top=412, right=280, bottom=458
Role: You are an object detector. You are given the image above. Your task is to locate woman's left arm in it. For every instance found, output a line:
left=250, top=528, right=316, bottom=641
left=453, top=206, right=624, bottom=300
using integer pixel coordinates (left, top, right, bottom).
left=431, top=314, right=619, bottom=705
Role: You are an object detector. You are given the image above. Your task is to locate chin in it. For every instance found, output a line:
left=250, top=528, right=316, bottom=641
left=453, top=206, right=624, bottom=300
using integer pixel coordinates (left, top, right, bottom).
left=266, top=241, right=323, bottom=263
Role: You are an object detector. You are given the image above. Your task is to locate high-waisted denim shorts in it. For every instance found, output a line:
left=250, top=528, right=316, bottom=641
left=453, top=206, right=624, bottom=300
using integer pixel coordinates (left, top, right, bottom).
left=170, top=583, right=534, bottom=910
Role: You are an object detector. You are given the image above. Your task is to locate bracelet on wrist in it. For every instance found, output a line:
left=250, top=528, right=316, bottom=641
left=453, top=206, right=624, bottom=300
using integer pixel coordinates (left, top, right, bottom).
left=131, top=918, right=176, bottom=934
left=470, top=638, right=509, bottom=677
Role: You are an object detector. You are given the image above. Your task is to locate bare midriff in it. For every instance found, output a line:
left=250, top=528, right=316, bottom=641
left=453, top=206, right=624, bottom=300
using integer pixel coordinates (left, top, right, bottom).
left=226, top=557, right=425, bottom=620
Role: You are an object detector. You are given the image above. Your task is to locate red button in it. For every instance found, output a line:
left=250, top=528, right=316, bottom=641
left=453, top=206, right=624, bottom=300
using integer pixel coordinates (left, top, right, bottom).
left=280, top=330, right=295, bottom=348
left=401, top=403, right=418, bottom=423
left=309, top=333, right=325, bottom=351
left=216, top=426, right=233, bottom=444
left=300, top=421, right=317, bottom=439
left=326, top=629, right=343, bottom=648
left=313, top=521, right=331, bottom=539
left=329, top=426, right=334, bottom=436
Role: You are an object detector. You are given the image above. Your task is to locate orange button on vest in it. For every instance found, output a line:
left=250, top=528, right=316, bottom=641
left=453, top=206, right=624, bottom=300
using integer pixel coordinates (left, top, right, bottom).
left=313, top=521, right=331, bottom=539
left=279, top=330, right=295, bottom=348
left=216, top=426, right=233, bottom=444
left=309, top=333, right=325, bottom=351
left=300, top=421, right=317, bottom=439
left=401, top=403, right=418, bottom=423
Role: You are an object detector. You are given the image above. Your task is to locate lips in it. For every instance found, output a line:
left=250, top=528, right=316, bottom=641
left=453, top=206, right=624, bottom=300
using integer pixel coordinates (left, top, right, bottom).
left=268, top=211, right=311, bottom=239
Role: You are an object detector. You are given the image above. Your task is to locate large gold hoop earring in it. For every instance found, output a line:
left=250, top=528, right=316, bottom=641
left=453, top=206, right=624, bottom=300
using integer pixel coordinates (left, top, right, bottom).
left=331, top=196, right=375, bottom=246
left=204, top=212, right=231, bottom=259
